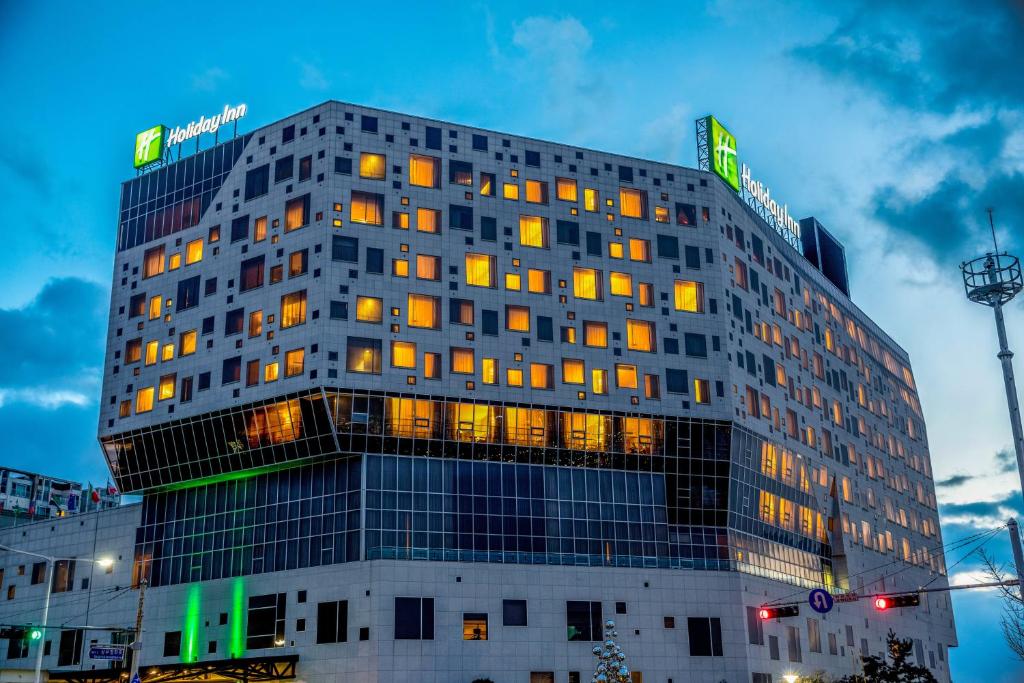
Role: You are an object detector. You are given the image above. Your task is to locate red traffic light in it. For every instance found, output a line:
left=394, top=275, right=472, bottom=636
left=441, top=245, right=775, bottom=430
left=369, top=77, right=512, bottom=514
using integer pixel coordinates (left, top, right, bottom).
left=758, top=608, right=770, bottom=620
left=873, top=593, right=920, bottom=611
left=874, top=597, right=890, bottom=610
left=758, top=605, right=799, bottom=620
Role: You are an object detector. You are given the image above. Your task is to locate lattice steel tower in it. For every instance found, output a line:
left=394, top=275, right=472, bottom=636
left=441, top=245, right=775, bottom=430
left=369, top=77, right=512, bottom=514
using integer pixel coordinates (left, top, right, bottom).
left=961, top=211, right=1024, bottom=501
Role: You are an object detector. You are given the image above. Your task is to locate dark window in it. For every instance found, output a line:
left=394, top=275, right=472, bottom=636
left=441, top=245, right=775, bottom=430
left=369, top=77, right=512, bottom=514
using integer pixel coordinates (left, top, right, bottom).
left=176, top=276, right=200, bottom=311
left=687, top=617, right=723, bottom=657
left=129, top=293, right=146, bottom=318
left=316, top=601, right=349, bottom=644
left=746, top=607, right=764, bottom=646
left=225, top=308, right=244, bottom=336
left=163, top=631, right=181, bottom=658
left=222, top=357, right=241, bottom=385
left=247, top=593, right=286, bottom=649
left=556, top=220, right=579, bottom=246
left=201, top=317, right=214, bottom=335
left=675, top=202, right=696, bottom=226
left=31, top=562, right=46, bottom=584
left=51, top=559, right=75, bottom=593
left=425, top=127, right=442, bottom=150
left=684, top=333, right=707, bottom=358
left=536, top=316, right=553, bottom=342
left=450, top=298, right=474, bottom=326
left=480, top=216, right=497, bottom=241
left=685, top=246, right=701, bottom=269
left=231, top=215, right=250, bottom=243
left=244, top=165, right=269, bottom=200
left=566, top=601, right=602, bottom=641
left=618, top=165, right=633, bottom=183
left=282, top=125, right=295, bottom=143
left=330, top=301, right=348, bottom=320
left=395, top=597, right=434, bottom=640
left=361, top=115, right=378, bottom=133
left=180, top=376, right=193, bottom=402
left=274, top=155, right=294, bottom=182
left=615, top=602, right=627, bottom=614
left=197, top=372, right=211, bottom=391
left=481, top=310, right=498, bottom=336
left=656, top=234, right=679, bottom=259
left=240, top=256, right=265, bottom=291
left=205, top=278, right=217, bottom=296
left=366, top=248, right=384, bottom=274
left=503, top=600, right=528, bottom=626
left=666, top=369, right=688, bottom=394
left=525, top=150, right=540, bottom=167
left=332, top=236, right=359, bottom=262
left=449, top=205, right=473, bottom=231
left=335, top=157, right=352, bottom=175
left=472, top=134, right=488, bottom=151
left=449, top=160, right=473, bottom=185
left=299, top=156, right=312, bottom=182
left=585, top=231, right=602, bottom=256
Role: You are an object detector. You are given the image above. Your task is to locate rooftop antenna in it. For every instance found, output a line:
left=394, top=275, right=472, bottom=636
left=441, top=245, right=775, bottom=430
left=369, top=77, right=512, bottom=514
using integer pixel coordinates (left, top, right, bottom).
left=960, top=209, right=1024, bottom=582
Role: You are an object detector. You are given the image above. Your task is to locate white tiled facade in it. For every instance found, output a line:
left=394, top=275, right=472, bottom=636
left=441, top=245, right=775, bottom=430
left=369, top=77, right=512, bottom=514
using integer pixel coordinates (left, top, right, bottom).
left=0, top=101, right=955, bottom=683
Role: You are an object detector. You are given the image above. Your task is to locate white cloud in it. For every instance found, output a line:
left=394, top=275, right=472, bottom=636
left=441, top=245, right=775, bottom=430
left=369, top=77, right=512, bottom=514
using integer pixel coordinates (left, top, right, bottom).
left=297, top=60, right=329, bottom=91
left=191, top=67, right=228, bottom=92
left=950, top=569, right=999, bottom=590
left=0, top=387, right=92, bottom=409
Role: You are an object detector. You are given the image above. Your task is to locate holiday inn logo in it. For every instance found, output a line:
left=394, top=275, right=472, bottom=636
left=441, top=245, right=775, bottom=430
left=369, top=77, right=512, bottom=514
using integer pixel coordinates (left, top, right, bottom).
left=134, top=124, right=165, bottom=169
left=706, top=116, right=739, bottom=192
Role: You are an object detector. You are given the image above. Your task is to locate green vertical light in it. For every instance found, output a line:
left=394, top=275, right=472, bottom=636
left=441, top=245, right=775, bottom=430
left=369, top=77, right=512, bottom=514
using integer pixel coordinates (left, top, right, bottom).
left=182, top=585, right=202, bottom=663
left=229, top=578, right=246, bottom=659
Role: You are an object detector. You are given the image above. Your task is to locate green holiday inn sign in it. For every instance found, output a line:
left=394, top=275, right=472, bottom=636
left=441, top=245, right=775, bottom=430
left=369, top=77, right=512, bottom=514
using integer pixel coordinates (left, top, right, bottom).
left=704, top=115, right=739, bottom=192
left=134, top=124, right=166, bottom=169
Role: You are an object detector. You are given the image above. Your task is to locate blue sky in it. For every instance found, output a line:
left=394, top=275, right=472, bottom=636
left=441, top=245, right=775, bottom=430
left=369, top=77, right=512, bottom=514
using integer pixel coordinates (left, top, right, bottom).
left=1, top=1, right=1023, bottom=679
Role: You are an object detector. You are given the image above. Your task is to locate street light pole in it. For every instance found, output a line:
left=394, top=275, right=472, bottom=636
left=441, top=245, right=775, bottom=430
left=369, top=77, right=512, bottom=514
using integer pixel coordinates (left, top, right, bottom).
left=0, top=544, right=113, bottom=683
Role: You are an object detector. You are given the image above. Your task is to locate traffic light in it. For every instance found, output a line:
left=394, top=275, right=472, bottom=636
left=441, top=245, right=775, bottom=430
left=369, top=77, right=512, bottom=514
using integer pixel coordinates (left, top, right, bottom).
left=758, top=605, right=800, bottom=620
left=0, top=627, right=25, bottom=640
left=26, top=628, right=42, bottom=641
left=873, top=593, right=920, bottom=611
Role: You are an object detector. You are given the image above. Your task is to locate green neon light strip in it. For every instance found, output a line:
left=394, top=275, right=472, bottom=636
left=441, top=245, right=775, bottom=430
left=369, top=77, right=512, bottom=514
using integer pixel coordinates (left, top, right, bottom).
left=230, top=578, right=246, bottom=659
left=160, top=458, right=315, bottom=493
left=182, top=585, right=201, bottom=663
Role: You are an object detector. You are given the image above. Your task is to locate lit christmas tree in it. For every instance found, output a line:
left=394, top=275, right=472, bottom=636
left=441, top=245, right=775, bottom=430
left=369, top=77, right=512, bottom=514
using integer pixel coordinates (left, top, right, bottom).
left=590, top=619, right=631, bottom=683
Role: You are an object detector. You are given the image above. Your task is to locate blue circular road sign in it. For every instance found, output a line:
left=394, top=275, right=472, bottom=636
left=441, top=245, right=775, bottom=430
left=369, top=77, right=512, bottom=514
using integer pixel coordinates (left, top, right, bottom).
left=808, top=588, right=834, bottom=614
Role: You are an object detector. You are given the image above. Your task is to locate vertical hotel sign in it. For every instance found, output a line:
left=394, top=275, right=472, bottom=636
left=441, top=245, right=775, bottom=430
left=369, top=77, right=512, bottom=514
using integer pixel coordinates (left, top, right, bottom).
left=134, top=124, right=166, bottom=169
left=704, top=115, right=739, bottom=192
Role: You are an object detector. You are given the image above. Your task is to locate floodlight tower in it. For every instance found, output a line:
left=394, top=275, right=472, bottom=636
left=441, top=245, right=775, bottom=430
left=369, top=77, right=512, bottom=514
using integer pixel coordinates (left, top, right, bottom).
left=960, top=210, right=1024, bottom=577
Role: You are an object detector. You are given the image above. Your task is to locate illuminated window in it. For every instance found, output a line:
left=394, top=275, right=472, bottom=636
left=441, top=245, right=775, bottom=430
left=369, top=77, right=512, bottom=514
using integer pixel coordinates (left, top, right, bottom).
left=694, top=378, right=711, bottom=404
left=248, top=310, right=263, bottom=337
left=359, top=152, right=386, bottom=180
left=505, top=305, right=531, bottom=332
left=391, top=341, right=417, bottom=368
left=185, top=239, right=203, bottom=264
left=161, top=343, right=174, bottom=361
left=591, top=368, right=608, bottom=395
left=450, top=347, right=475, bottom=374
left=654, top=206, right=669, bottom=223
left=527, top=269, right=550, bottom=294
left=416, top=208, right=440, bottom=234
left=288, top=250, right=307, bottom=277
left=638, top=283, right=653, bottom=307
left=734, top=258, right=748, bottom=290
left=179, top=330, right=196, bottom=356
left=562, top=358, right=585, bottom=384
left=505, top=272, right=522, bottom=291
left=351, top=191, right=384, bottom=226
left=608, top=242, right=623, bottom=259
left=584, top=188, right=599, bottom=212
left=583, top=321, right=608, bottom=348
left=555, top=177, right=578, bottom=202
left=409, top=154, right=440, bottom=188
left=158, top=374, right=176, bottom=401
left=519, top=215, right=549, bottom=248
left=619, top=188, right=648, bottom=219
left=424, top=352, right=441, bottom=379
left=168, top=253, right=181, bottom=271
left=450, top=298, right=474, bottom=325
left=628, top=238, right=651, bottom=262
left=644, top=374, right=660, bottom=399
left=674, top=280, right=705, bottom=313
left=507, top=368, right=524, bottom=387
left=285, top=348, right=305, bottom=377
left=392, top=258, right=409, bottom=277
left=407, top=293, right=441, bottom=329
left=143, top=245, right=164, bottom=278
left=280, top=290, right=307, bottom=328
left=416, top=254, right=440, bottom=281
left=626, top=320, right=656, bottom=352
left=285, top=195, right=309, bottom=231
left=144, top=340, right=158, bottom=366
left=135, top=387, right=154, bottom=414
left=482, top=358, right=498, bottom=385
left=125, top=338, right=141, bottom=364
left=356, top=296, right=383, bottom=323
left=463, top=613, right=488, bottom=641
left=503, top=183, right=519, bottom=200
left=572, top=267, right=603, bottom=300
left=392, top=211, right=410, bottom=229
left=264, top=362, right=279, bottom=382
left=525, top=180, right=548, bottom=204
left=347, top=337, right=382, bottom=374
left=609, top=272, right=633, bottom=297
left=253, top=216, right=267, bottom=242
left=530, top=363, right=554, bottom=389
left=465, top=253, right=496, bottom=288
left=615, top=364, right=638, bottom=389
left=148, top=295, right=162, bottom=320
left=480, top=172, right=495, bottom=196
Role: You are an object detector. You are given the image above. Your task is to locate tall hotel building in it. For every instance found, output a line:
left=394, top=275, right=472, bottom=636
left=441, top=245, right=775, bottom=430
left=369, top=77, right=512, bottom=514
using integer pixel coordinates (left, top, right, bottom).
left=0, top=102, right=955, bottom=683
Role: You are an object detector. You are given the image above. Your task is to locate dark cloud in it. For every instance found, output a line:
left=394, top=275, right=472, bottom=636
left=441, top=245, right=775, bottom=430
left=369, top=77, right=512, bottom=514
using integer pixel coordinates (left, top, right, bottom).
left=0, top=139, right=52, bottom=197
left=0, top=277, right=107, bottom=388
left=793, top=1, right=1024, bottom=266
left=940, top=492, right=1024, bottom=523
left=937, top=473, right=975, bottom=488
left=996, top=448, right=1017, bottom=474
left=0, top=400, right=106, bottom=485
